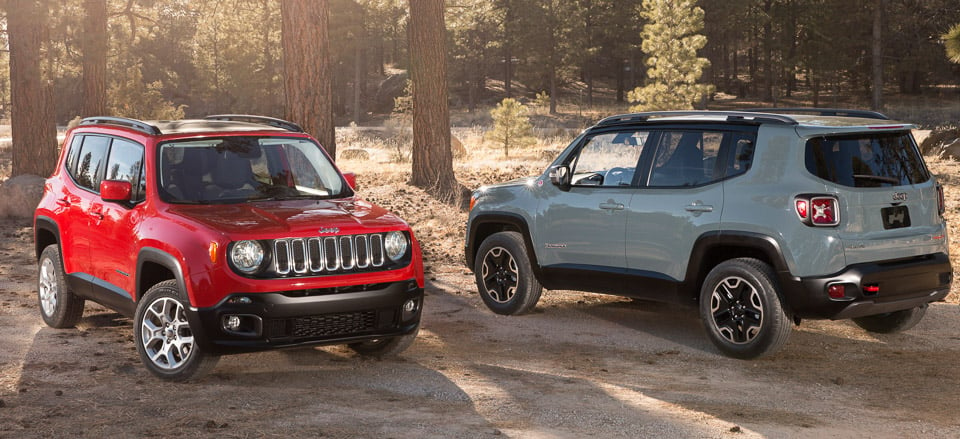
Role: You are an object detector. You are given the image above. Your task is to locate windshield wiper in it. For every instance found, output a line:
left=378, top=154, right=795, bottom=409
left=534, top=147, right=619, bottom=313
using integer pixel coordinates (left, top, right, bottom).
left=246, top=194, right=329, bottom=202
left=853, top=174, right=901, bottom=185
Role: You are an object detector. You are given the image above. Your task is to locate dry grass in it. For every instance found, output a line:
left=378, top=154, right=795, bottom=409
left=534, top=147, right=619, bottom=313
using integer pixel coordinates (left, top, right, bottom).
left=923, top=155, right=960, bottom=303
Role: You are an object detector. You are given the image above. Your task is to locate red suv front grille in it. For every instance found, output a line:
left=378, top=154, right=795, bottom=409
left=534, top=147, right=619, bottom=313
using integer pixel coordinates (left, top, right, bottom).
left=273, top=234, right=387, bottom=276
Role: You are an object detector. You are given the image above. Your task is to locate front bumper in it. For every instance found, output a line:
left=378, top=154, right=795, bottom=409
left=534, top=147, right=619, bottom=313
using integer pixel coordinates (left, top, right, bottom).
left=188, top=279, right=423, bottom=355
left=780, top=253, right=952, bottom=320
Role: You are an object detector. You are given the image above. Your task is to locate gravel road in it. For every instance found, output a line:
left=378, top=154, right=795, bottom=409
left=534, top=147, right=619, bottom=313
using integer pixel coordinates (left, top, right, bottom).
left=1, top=217, right=958, bottom=438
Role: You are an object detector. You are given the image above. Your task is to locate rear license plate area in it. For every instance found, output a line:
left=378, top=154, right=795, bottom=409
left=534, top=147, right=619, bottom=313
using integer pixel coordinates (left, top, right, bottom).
left=881, top=205, right=910, bottom=229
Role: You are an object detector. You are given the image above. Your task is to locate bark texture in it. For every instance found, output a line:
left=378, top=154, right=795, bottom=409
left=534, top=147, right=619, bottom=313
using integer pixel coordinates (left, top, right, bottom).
left=408, top=0, right=462, bottom=204
left=7, top=0, right=58, bottom=178
left=281, top=0, right=336, bottom=159
left=81, top=0, right=108, bottom=117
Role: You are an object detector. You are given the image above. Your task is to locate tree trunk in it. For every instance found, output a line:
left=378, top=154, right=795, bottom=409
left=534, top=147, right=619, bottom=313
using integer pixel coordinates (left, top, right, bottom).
left=549, top=65, right=558, bottom=115
left=871, top=0, right=884, bottom=110
left=81, top=0, right=108, bottom=117
left=281, top=0, right=336, bottom=159
left=615, top=58, right=625, bottom=103
left=408, top=0, right=462, bottom=204
left=354, top=44, right=362, bottom=124
left=7, top=0, right=58, bottom=178
left=503, top=3, right=514, bottom=98
left=812, top=70, right=820, bottom=107
left=762, top=0, right=774, bottom=102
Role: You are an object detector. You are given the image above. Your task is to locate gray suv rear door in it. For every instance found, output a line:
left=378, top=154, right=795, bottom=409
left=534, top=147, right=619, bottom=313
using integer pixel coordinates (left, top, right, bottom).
left=626, top=130, right=755, bottom=284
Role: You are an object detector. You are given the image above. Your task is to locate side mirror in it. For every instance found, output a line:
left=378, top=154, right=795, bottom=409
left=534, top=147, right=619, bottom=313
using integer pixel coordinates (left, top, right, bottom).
left=100, top=180, right=132, bottom=203
left=548, top=165, right=571, bottom=191
left=342, top=172, right=358, bottom=190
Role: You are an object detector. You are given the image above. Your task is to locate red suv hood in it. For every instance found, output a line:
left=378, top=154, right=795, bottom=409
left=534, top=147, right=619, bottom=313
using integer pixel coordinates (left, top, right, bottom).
left=165, top=197, right=409, bottom=238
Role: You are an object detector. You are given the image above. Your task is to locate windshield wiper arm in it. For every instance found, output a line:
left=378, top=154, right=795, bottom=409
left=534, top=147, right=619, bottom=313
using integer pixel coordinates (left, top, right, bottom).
left=853, top=174, right=900, bottom=185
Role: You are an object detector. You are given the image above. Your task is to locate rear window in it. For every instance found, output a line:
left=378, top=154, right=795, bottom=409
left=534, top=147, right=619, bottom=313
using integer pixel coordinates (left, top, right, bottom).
left=804, top=132, right=929, bottom=187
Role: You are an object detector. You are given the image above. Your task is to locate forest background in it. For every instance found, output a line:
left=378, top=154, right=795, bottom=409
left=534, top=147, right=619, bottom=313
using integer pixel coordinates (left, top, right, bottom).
left=1, top=0, right=959, bottom=191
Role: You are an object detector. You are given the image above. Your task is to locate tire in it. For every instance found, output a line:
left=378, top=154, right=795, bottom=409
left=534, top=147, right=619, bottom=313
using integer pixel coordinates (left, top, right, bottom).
left=348, top=326, right=419, bottom=357
left=699, top=258, right=792, bottom=359
left=852, top=305, right=927, bottom=334
left=474, top=231, right=542, bottom=315
left=134, top=280, right=218, bottom=381
left=37, top=244, right=85, bottom=328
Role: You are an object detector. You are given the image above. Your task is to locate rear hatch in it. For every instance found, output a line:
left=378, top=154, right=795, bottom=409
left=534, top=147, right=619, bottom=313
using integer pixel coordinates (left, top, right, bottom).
left=803, top=129, right=947, bottom=265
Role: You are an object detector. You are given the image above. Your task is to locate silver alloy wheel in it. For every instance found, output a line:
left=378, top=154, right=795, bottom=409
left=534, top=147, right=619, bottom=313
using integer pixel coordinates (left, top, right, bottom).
left=709, top=276, right=764, bottom=344
left=38, top=257, right=59, bottom=317
left=481, top=247, right=519, bottom=303
left=139, top=297, right=195, bottom=370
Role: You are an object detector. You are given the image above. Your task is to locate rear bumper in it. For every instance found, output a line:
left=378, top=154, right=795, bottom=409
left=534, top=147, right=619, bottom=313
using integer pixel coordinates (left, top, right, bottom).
left=780, top=253, right=952, bottom=320
left=187, top=279, right=423, bottom=355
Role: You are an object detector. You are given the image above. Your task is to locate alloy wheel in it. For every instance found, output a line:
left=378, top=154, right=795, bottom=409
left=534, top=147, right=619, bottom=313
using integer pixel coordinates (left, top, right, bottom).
left=481, top=247, right=519, bottom=303
left=38, top=257, right=59, bottom=317
left=709, top=276, right=764, bottom=344
left=139, top=297, right=196, bottom=370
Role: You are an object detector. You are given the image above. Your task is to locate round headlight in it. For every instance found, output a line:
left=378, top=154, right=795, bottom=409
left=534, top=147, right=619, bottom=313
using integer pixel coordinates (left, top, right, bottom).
left=231, top=240, right=264, bottom=273
left=384, top=231, right=408, bottom=262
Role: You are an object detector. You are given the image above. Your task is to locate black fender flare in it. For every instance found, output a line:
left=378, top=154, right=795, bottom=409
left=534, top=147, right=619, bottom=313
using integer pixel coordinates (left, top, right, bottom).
left=466, top=212, right=542, bottom=279
left=136, top=247, right=190, bottom=305
left=684, top=231, right=798, bottom=311
left=33, top=215, right=61, bottom=259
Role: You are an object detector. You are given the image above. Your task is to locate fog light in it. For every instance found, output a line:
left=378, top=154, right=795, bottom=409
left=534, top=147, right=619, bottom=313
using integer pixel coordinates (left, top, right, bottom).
left=827, top=284, right=846, bottom=299
left=403, top=299, right=417, bottom=313
left=228, top=296, right=253, bottom=304
left=224, top=315, right=242, bottom=331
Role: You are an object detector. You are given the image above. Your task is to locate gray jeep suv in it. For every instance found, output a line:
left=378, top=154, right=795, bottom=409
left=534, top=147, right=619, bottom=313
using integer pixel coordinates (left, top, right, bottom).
left=465, top=109, right=952, bottom=359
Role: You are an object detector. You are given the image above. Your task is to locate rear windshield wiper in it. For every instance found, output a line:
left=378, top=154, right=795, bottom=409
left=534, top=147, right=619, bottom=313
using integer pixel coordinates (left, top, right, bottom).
left=853, top=174, right=901, bottom=185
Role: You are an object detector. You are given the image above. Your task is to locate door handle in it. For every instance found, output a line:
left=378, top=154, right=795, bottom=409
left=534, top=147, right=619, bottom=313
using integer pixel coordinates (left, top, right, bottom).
left=56, top=197, right=70, bottom=207
left=685, top=202, right=714, bottom=214
left=599, top=202, right=625, bottom=211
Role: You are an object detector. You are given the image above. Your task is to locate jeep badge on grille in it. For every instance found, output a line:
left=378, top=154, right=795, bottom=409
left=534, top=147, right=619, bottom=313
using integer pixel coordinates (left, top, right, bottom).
left=320, top=227, right=340, bottom=234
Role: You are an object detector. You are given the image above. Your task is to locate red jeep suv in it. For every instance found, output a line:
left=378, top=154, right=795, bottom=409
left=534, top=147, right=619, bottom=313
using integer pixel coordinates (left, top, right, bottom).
left=34, top=115, right=424, bottom=380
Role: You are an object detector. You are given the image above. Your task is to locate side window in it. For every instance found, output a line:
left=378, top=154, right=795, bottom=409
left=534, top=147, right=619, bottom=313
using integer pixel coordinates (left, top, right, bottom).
left=725, top=133, right=756, bottom=178
left=64, top=135, right=84, bottom=175
left=72, top=135, right=110, bottom=191
left=105, top=138, right=145, bottom=202
left=569, top=131, right=648, bottom=187
left=648, top=130, right=723, bottom=187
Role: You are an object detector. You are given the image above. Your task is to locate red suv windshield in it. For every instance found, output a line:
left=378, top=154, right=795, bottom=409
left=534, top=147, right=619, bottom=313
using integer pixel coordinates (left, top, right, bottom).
left=158, top=136, right=348, bottom=203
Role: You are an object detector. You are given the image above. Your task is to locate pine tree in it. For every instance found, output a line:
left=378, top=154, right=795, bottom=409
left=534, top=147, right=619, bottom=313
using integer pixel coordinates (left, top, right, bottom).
left=282, top=0, right=336, bottom=159
left=628, top=0, right=713, bottom=112
left=488, top=98, right=536, bottom=158
left=945, top=23, right=960, bottom=64
left=408, top=0, right=463, bottom=204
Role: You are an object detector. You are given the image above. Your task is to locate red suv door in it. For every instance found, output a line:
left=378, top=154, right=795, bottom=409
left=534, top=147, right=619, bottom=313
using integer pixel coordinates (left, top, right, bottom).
left=63, top=134, right=112, bottom=279
left=93, top=137, right=146, bottom=297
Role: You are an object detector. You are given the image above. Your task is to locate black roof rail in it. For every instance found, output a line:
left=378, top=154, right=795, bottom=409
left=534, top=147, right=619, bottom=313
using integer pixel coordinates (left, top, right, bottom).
left=79, top=116, right=162, bottom=135
left=204, top=114, right=304, bottom=132
left=595, top=110, right=799, bottom=127
left=741, top=107, right=890, bottom=120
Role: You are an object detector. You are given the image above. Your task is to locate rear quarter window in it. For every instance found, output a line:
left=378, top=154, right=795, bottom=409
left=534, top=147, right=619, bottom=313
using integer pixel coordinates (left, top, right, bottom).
left=804, top=132, right=929, bottom=187
left=71, top=135, right=111, bottom=191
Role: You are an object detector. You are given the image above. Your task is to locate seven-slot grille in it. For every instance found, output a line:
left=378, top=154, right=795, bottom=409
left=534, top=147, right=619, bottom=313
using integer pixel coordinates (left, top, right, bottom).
left=273, top=233, right=387, bottom=276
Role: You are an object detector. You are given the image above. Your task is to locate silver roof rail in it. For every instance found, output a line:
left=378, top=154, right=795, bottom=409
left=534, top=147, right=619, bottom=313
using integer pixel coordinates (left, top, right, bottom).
left=205, top=114, right=304, bottom=132
left=79, top=116, right=162, bottom=135
left=596, top=110, right=799, bottom=127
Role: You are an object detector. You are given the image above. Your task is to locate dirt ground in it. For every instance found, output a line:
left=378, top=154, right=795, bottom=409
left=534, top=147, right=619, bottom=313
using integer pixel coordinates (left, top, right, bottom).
left=2, top=140, right=960, bottom=438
